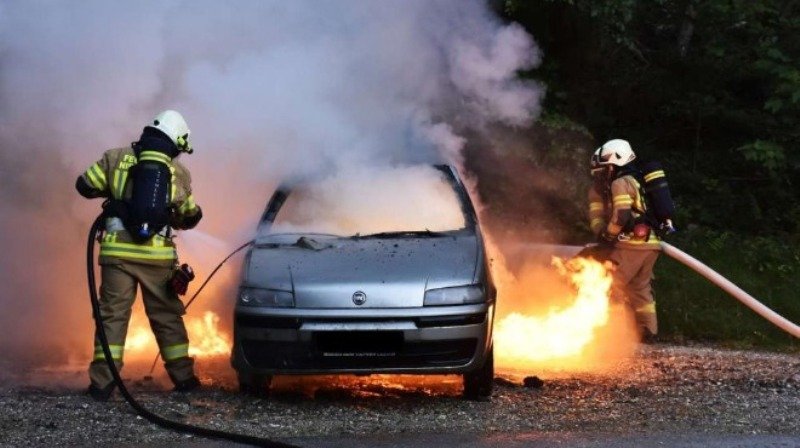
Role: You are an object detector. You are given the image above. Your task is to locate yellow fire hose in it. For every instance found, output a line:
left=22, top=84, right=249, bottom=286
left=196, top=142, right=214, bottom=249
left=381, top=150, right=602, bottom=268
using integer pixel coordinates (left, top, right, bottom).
left=660, top=241, right=800, bottom=339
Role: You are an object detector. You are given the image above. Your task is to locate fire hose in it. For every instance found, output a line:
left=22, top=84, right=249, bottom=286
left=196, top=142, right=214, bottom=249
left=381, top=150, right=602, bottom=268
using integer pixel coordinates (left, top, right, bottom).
left=659, top=241, right=800, bottom=339
left=87, top=214, right=300, bottom=447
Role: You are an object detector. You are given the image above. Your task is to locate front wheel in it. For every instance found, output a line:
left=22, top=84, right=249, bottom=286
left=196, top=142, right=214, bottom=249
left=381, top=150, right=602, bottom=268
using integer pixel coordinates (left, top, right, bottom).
left=462, top=347, right=493, bottom=400
left=238, top=372, right=272, bottom=397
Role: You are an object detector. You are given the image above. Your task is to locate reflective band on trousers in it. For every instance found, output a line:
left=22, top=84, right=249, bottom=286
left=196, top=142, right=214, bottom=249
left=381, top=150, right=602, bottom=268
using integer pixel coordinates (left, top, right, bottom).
left=161, top=343, right=189, bottom=361
left=94, top=344, right=124, bottom=361
left=589, top=202, right=604, bottom=212
left=636, top=302, right=657, bottom=314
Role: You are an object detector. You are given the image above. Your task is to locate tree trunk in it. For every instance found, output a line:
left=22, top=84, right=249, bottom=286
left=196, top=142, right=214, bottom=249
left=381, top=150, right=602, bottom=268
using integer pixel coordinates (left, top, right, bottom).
left=677, top=2, right=697, bottom=58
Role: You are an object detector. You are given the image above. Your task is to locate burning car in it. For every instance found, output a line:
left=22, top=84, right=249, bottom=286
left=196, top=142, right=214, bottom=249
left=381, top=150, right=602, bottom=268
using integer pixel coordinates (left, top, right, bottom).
left=231, top=165, right=496, bottom=399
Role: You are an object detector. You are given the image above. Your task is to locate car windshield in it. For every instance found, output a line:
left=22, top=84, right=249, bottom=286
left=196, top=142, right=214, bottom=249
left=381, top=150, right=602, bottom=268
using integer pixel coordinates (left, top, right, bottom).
left=266, top=165, right=468, bottom=238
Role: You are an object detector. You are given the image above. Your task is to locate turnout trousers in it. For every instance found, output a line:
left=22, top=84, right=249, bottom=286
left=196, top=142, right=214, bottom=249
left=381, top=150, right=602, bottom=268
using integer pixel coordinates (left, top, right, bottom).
left=89, top=261, right=195, bottom=389
left=608, top=248, right=660, bottom=336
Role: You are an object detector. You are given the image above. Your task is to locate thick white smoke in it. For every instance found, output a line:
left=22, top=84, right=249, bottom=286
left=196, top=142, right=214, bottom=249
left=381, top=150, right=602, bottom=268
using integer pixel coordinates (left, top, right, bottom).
left=269, top=165, right=467, bottom=236
left=0, top=0, right=542, bottom=371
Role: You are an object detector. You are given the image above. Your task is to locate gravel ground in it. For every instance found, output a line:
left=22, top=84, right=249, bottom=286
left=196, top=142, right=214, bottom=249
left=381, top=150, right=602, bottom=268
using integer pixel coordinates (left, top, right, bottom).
left=1, top=344, right=798, bottom=447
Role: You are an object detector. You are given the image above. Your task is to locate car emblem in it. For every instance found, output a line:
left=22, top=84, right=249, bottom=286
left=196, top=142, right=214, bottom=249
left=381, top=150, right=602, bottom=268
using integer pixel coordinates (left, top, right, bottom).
left=352, top=291, right=367, bottom=306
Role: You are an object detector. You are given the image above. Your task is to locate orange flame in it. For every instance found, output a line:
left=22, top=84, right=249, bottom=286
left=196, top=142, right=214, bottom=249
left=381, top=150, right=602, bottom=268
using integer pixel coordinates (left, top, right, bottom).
left=123, top=310, right=231, bottom=360
left=187, top=311, right=231, bottom=357
left=494, top=256, right=623, bottom=372
left=124, top=324, right=155, bottom=354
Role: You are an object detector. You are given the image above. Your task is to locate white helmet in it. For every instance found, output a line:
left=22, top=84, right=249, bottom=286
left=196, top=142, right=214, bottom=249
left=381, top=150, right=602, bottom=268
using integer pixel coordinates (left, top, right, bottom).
left=591, top=139, right=635, bottom=168
left=148, top=110, right=193, bottom=154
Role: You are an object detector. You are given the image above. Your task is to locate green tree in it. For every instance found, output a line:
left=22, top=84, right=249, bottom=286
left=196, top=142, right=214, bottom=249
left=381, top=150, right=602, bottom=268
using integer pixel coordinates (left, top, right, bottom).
left=502, top=0, right=800, bottom=234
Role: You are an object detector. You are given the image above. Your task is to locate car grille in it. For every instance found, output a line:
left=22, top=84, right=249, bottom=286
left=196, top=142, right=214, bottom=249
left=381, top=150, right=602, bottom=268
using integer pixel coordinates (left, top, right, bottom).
left=241, top=335, right=477, bottom=370
left=235, top=314, right=302, bottom=329
left=235, top=312, right=486, bottom=330
left=415, top=313, right=485, bottom=328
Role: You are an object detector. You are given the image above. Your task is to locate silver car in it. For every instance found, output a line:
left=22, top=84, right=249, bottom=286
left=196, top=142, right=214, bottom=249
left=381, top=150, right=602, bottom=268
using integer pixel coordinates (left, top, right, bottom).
left=231, top=165, right=496, bottom=399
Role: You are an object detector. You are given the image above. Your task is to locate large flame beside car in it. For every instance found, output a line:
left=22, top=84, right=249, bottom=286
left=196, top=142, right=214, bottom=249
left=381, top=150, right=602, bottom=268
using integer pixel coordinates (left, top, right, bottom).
left=494, top=256, right=620, bottom=372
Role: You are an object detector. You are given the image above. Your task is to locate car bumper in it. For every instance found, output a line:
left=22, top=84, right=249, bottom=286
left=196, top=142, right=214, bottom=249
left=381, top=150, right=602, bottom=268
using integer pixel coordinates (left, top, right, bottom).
left=231, top=303, right=494, bottom=375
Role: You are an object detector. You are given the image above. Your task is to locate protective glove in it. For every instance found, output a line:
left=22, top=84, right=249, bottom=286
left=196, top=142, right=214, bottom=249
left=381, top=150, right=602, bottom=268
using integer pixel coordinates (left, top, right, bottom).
left=170, top=264, right=195, bottom=296
left=169, top=206, right=203, bottom=230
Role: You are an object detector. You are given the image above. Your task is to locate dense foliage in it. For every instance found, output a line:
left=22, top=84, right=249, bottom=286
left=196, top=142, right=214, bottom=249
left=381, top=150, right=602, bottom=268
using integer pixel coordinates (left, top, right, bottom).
left=502, top=0, right=800, bottom=235
left=655, top=228, right=799, bottom=348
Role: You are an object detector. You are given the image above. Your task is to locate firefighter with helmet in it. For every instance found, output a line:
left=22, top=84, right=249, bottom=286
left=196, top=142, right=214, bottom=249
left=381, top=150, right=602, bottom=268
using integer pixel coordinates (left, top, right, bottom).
left=76, top=110, right=203, bottom=400
left=588, top=139, right=660, bottom=340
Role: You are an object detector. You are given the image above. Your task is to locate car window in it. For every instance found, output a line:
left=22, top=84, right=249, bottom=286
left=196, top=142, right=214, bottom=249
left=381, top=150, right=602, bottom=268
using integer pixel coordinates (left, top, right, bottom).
left=268, top=165, right=467, bottom=237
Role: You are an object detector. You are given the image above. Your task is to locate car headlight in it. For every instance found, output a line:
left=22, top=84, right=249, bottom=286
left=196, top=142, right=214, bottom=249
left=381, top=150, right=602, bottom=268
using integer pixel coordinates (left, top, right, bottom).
left=238, top=287, right=295, bottom=307
left=423, top=285, right=485, bottom=306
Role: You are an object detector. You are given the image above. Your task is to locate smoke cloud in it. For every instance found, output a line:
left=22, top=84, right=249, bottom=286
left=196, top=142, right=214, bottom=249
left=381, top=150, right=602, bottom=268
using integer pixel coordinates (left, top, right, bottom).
left=269, top=166, right=467, bottom=236
left=0, top=1, right=542, bottom=371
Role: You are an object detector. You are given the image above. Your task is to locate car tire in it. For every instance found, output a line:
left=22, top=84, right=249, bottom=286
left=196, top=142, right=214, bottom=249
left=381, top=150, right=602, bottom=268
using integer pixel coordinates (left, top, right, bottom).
left=462, top=346, right=493, bottom=401
left=238, top=372, right=272, bottom=397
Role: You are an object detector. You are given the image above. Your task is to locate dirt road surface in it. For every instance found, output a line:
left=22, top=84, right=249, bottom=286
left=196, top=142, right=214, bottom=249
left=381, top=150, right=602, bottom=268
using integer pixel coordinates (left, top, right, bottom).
left=1, top=344, right=798, bottom=447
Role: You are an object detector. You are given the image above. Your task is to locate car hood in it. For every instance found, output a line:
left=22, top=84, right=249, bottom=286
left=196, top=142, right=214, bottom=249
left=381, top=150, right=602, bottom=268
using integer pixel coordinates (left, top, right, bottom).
left=245, top=235, right=480, bottom=308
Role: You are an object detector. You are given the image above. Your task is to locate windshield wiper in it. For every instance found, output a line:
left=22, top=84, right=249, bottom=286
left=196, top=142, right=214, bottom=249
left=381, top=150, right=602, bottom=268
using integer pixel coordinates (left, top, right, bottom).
left=353, top=229, right=447, bottom=239
left=254, top=237, right=333, bottom=250
left=255, top=233, right=341, bottom=248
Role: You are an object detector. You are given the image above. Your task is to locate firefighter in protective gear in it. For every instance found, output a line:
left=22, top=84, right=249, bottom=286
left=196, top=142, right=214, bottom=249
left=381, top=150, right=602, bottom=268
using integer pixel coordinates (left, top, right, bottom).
left=588, top=139, right=660, bottom=339
left=76, top=110, right=203, bottom=400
